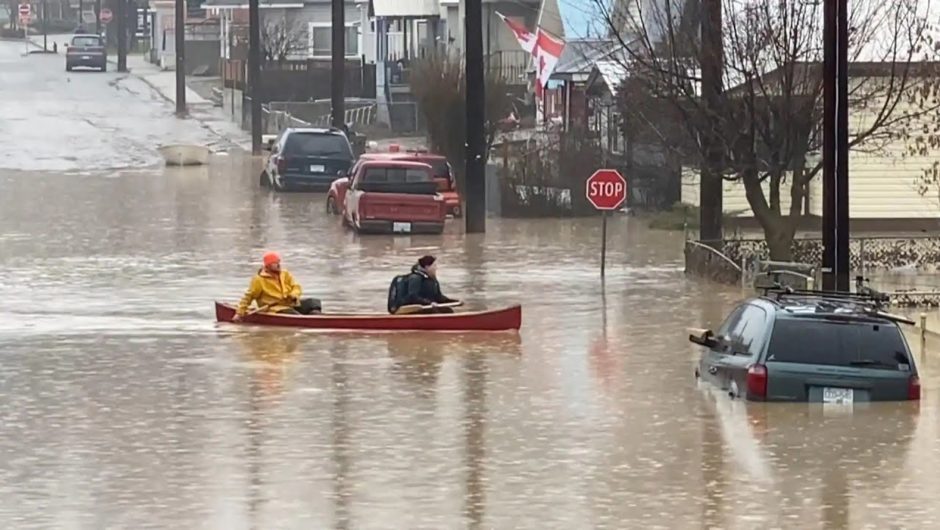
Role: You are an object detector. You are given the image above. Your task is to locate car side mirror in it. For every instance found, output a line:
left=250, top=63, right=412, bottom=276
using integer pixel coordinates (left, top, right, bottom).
left=688, top=328, right=719, bottom=349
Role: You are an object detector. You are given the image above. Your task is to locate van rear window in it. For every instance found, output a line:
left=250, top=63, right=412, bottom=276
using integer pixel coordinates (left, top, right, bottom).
left=766, top=319, right=911, bottom=370
left=284, top=133, right=352, bottom=158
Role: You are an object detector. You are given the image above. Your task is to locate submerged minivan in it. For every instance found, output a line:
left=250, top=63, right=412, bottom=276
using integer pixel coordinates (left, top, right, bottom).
left=691, top=290, right=920, bottom=402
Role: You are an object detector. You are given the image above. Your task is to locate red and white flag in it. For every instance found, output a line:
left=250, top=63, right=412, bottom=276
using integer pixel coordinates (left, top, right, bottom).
left=533, top=28, right=564, bottom=97
left=496, top=12, right=537, bottom=54
left=496, top=12, right=565, bottom=98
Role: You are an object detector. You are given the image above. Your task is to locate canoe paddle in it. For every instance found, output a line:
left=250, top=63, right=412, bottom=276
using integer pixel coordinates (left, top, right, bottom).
left=233, top=303, right=274, bottom=322
left=395, top=301, right=463, bottom=315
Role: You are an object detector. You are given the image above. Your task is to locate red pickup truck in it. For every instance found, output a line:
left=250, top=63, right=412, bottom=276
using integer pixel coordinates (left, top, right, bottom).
left=342, top=160, right=447, bottom=234
left=327, top=152, right=462, bottom=217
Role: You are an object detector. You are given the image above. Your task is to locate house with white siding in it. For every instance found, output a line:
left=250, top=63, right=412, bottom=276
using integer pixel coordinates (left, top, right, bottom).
left=672, top=1, right=940, bottom=232
left=680, top=102, right=940, bottom=230
left=203, top=0, right=361, bottom=61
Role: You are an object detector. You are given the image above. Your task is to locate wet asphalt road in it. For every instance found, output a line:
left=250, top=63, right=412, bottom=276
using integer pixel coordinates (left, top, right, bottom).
left=3, top=38, right=940, bottom=529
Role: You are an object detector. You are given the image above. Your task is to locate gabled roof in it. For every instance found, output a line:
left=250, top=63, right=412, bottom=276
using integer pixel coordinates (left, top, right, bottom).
left=553, top=39, right=620, bottom=75
left=588, top=59, right=630, bottom=97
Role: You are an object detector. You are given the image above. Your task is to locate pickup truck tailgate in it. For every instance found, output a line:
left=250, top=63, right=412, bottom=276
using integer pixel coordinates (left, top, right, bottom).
left=360, top=193, right=444, bottom=222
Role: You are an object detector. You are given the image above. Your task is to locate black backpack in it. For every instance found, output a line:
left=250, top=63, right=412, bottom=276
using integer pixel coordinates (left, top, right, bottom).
left=387, top=274, right=412, bottom=314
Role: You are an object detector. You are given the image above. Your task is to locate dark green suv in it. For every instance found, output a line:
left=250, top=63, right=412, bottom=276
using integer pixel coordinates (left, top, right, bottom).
left=691, top=290, right=920, bottom=402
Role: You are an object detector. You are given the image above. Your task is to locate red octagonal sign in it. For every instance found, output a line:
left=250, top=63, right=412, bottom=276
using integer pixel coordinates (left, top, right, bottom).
left=586, top=169, right=627, bottom=210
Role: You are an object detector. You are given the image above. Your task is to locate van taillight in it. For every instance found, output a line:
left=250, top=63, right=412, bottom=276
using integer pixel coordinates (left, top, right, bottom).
left=747, top=364, right=768, bottom=399
left=908, top=375, right=921, bottom=400
left=276, top=157, right=287, bottom=173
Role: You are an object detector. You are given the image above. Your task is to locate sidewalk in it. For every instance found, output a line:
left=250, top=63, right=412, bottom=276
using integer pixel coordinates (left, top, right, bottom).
left=122, top=53, right=209, bottom=105
left=33, top=34, right=250, bottom=150
left=119, top=53, right=250, bottom=150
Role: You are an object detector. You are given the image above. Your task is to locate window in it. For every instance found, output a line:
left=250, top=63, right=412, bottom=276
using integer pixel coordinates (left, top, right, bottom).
left=362, top=167, right=431, bottom=184
left=283, top=133, right=352, bottom=157
left=71, top=36, right=103, bottom=47
left=735, top=306, right=768, bottom=356
left=766, top=318, right=911, bottom=370
left=715, top=304, right=767, bottom=356
left=716, top=306, right=745, bottom=339
left=308, top=23, right=359, bottom=58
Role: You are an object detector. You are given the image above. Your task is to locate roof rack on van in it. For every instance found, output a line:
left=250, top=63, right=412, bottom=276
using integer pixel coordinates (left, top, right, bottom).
left=760, top=286, right=887, bottom=308
left=760, top=286, right=915, bottom=325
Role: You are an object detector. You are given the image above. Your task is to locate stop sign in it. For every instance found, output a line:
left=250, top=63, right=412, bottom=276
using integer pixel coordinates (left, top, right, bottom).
left=99, top=8, right=112, bottom=23
left=586, top=169, right=627, bottom=210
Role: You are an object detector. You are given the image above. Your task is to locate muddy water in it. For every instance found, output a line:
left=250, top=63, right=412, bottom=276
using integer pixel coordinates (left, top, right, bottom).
left=1, top=155, right=939, bottom=528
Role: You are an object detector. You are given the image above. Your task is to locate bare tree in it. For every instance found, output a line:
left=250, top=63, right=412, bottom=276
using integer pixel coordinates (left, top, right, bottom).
left=261, top=16, right=306, bottom=64
left=409, top=53, right=513, bottom=193
left=592, top=0, right=940, bottom=259
left=6, top=0, right=21, bottom=30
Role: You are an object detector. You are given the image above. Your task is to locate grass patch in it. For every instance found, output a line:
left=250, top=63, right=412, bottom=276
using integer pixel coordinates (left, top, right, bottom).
left=647, top=203, right=701, bottom=231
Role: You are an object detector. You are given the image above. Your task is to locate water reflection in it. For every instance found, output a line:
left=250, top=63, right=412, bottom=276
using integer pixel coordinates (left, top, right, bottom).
left=236, top=331, right=303, bottom=402
left=463, top=351, right=487, bottom=530
left=699, top=384, right=919, bottom=527
left=330, top=340, right=352, bottom=530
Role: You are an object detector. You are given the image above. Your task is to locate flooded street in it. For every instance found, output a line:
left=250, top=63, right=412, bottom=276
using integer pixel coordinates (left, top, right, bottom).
left=4, top=41, right=940, bottom=530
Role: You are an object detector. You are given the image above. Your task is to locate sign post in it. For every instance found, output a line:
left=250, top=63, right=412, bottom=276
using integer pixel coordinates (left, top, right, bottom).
left=586, top=169, right=628, bottom=278
left=18, top=3, right=30, bottom=54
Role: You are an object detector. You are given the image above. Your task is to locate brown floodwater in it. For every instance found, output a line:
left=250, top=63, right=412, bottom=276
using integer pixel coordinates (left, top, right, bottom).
left=1, top=153, right=939, bottom=529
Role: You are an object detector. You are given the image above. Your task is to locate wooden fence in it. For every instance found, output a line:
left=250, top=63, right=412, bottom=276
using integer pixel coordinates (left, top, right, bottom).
left=221, top=58, right=376, bottom=102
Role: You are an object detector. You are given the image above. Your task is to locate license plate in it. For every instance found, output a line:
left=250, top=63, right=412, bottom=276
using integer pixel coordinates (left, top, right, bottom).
left=310, top=165, right=325, bottom=173
left=82, top=55, right=90, bottom=60
left=392, top=222, right=412, bottom=233
left=823, top=387, right=854, bottom=404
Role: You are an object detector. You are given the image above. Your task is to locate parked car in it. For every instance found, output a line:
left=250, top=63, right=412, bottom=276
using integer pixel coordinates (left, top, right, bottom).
left=342, top=160, right=447, bottom=234
left=690, top=290, right=919, bottom=402
left=326, top=151, right=461, bottom=217
left=260, top=128, right=354, bottom=192
left=65, top=34, right=107, bottom=72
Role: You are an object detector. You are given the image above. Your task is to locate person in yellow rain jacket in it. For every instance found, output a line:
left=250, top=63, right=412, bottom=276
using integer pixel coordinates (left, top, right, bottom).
left=234, top=252, right=321, bottom=321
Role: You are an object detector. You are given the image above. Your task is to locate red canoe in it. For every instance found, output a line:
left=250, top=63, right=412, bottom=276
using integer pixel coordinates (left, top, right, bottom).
left=214, top=302, right=522, bottom=331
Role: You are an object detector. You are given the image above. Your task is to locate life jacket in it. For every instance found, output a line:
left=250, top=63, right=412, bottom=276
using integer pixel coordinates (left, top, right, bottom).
left=387, top=273, right=412, bottom=314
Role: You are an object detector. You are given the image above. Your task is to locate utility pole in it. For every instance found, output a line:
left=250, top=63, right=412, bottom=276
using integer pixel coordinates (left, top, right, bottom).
left=699, top=0, right=722, bottom=243
left=464, top=0, right=486, bottom=233
left=821, top=0, right=850, bottom=291
left=174, top=0, right=186, bottom=116
left=41, top=0, right=47, bottom=51
left=117, top=0, right=127, bottom=71
left=330, top=0, right=345, bottom=129
left=248, top=0, right=262, bottom=153
left=79, top=0, right=84, bottom=31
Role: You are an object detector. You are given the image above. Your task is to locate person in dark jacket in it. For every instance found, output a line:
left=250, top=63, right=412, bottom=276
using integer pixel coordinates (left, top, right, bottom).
left=399, top=255, right=460, bottom=314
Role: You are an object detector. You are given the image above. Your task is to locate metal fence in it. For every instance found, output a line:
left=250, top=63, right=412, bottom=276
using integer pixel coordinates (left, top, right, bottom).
left=383, top=101, right=424, bottom=134
left=308, top=104, right=378, bottom=128
left=241, top=96, right=312, bottom=135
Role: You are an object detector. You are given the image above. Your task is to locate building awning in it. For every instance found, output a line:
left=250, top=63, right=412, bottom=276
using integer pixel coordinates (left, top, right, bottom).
left=371, top=0, right=439, bottom=18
